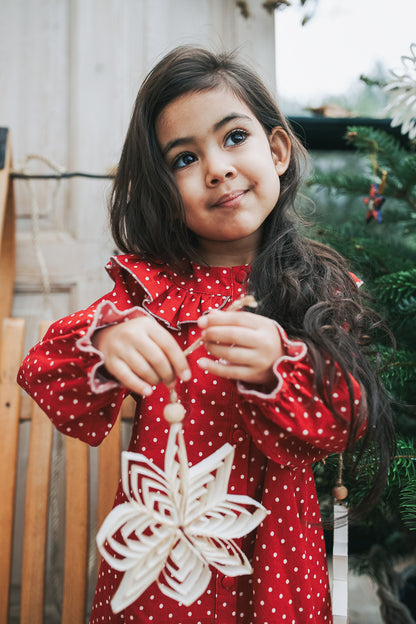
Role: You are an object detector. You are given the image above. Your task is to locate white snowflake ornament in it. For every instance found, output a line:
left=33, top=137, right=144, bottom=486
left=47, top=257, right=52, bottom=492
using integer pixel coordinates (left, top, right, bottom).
left=97, top=388, right=268, bottom=613
left=384, top=42, right=416, bottom=140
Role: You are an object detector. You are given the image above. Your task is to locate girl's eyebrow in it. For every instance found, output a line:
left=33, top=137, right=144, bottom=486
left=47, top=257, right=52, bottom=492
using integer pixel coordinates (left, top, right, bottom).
left=162, top=113, right=253, bottom=156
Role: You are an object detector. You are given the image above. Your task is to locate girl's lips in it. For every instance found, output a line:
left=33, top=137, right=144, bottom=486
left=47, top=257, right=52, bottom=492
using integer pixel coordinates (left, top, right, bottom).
left=213, top=190, right=247, bottom=208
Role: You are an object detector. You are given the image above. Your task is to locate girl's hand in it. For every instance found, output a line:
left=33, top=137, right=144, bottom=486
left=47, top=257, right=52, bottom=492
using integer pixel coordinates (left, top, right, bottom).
left=92, top=316, right=191, bottom=396
left=196, top=310, right=283, bottom=387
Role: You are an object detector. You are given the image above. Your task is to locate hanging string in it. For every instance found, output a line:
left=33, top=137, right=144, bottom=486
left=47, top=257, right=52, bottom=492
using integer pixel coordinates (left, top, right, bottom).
left=11, top=152, right=115, bottom=181
left=11, top=170, right=114, bottom=180
left=13, top=155, right=67, bottom=317
left=369, top=151, right=387, bottom=191
left=346, top=132, right=388, bottom=188
left=11, top=155, right=115, bottom=318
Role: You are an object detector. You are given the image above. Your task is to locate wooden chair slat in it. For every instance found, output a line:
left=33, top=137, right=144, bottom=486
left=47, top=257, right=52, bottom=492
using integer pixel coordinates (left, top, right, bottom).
left=120, top=394, right=136, bottom=421
left=20, top=321, right=54, bottom=623
left=20, top=403, right=54, bottom=623
left=0, top=318, right=25, bottom=622
left=62, top=435, right=89, bottom=624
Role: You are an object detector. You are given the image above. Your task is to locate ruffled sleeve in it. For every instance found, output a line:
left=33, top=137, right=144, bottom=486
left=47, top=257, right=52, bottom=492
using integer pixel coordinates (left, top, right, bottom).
left=17, top=297, right=131, bottom=446
left=76, top=299, right=148, bottom=393
left=235, top=322, right=363, bottom=467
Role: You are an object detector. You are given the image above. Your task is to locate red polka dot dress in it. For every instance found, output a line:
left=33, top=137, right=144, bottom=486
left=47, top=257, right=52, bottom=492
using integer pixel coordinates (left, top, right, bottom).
left=18, top=254, right=363, bottom=624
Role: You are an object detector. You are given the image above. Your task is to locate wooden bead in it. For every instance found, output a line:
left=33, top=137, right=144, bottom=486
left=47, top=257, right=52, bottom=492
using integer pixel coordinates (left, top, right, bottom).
left=332, top=485, right=348, bottom=500
left=163, top=402, right=185, bottom=423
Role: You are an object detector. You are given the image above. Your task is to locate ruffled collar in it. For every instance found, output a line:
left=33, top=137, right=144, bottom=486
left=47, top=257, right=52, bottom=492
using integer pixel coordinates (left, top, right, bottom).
left=106, top=254, right=251, bottom=329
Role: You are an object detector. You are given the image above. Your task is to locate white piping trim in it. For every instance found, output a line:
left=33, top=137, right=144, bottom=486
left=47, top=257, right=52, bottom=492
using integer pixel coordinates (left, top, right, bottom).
left=237, top=321, right=307, bottom=400
left=76, top=299, right=148, bottom=394
left=110, top=256, right=230, bottom=330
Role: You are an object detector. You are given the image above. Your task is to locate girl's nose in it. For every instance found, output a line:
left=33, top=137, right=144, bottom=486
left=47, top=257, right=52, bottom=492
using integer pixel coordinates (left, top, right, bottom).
left=205, top=157, right=237, bottom=187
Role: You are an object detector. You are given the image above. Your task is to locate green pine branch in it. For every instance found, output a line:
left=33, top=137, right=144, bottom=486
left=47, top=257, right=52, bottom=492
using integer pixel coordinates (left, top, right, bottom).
left=315, top=439, right=416, bottom=532
left=352, top=439, right=416, bottom=529
left=310, top=126, right=416, bottom=213
left=346, top=126, right=408, bottom=170
left=307, top=114, right=416, bottom=583
left=374, top=345, right=416, bottom=395
left=375, top=269, right=416, bottom=311
left=310, top=226, right=416, bottom=280
left=308, top=171, right=370, bottom=196
left=400, top=478, right=416, bottom=530
left=386, top=439, right=416, bottom=490
left=346, top=126, right=416, bottom=212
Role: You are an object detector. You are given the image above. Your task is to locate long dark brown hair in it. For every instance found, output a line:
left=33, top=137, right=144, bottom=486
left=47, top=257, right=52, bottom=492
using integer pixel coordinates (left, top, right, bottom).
left=110, top=45, right=395, bottom=514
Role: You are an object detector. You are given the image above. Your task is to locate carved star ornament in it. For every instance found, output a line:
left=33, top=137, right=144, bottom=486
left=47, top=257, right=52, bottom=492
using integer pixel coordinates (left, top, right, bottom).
left=96, top=296, right=268, bottom=613
left=96, top=421, right=268, bottom=613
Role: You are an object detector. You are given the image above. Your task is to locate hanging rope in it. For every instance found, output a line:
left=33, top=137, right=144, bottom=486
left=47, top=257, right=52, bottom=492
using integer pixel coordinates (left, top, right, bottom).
left=11, top=162, right=115, bottom=180
left=11, top=171, right=114, bottom=180
left=11, top=155, right=115, bottom=318
left=12, top=155, right=67, bottom=316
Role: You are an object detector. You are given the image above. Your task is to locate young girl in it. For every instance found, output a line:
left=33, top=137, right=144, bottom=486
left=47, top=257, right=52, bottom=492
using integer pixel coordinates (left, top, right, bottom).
left=18, top=45, right=394, bottom=624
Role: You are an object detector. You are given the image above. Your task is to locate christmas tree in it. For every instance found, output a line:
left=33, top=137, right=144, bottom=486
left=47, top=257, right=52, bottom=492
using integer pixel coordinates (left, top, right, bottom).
left=307, top=44, right=416, bottom=622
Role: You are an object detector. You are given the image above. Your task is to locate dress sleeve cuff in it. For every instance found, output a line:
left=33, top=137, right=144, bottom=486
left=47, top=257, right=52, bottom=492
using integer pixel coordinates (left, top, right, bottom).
left=236, top=321, right=308, bottom=400
left=76, top=299, right=148, bottom=393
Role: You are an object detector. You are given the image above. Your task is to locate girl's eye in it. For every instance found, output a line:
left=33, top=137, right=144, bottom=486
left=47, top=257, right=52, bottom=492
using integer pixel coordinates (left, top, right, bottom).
left=172, top=152, right=197, bottom=170
left=225, top=129, right=248, bottom=147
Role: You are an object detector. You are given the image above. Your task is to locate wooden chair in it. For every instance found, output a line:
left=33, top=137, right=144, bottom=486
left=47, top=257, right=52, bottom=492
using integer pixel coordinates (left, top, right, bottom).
left=0, top=318, right=135, bottom=623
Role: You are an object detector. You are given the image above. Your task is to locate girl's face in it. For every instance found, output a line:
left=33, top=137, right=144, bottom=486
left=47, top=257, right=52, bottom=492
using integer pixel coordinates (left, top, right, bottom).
left=156, top=86, right=291, bottom=266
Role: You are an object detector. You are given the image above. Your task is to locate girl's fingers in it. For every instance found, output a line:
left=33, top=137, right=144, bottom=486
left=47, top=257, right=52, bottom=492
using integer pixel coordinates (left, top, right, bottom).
left=196, top=310, right=283, bottom=385
left=95, top=317, right=191, bottom=389
left=135, top=340, right=177, bottom=385
left=196, top=357, right=258, bottom=382
left=146, top=326, right=191, bottom=382
left=202, top=327, right=255, bottom=350
left=205, top=342, right=252, bottom=365
left=198, top=310, right=259, bottom=330
left=199, top=311, right=265, bottom=348
left=107, top=358, right=155, bottom=396
left=116, top=347, right=162, bottom=386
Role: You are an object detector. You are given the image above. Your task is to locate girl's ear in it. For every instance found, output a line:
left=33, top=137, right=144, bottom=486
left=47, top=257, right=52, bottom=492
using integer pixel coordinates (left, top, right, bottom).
left=269, top=127, right=291, bottom=175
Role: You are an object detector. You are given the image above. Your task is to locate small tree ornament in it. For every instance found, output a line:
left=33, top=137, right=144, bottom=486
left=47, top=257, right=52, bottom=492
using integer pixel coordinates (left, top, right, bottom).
left=364, top=171, right=387, bottom=224
left=96, top=296, right=268, bottom=613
